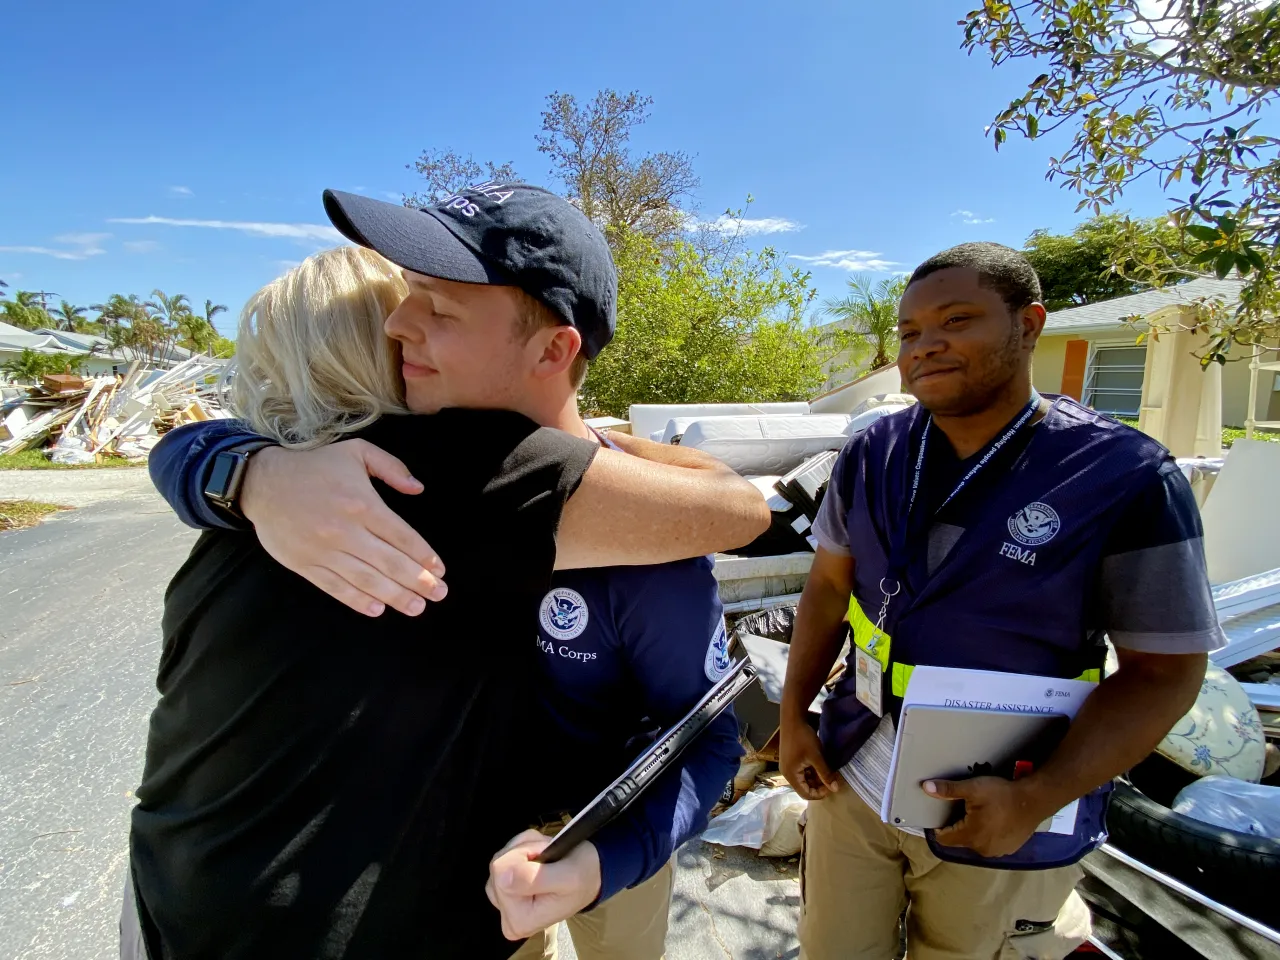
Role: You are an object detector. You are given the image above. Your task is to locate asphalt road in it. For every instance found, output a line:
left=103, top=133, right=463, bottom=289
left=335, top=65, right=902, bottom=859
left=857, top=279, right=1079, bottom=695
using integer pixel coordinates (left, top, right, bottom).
left=0, top=485, right=801, bottom=960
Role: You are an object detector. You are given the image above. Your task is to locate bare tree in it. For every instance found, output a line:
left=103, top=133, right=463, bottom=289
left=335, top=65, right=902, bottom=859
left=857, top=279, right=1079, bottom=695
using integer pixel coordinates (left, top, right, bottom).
left=536, top=90, right=699, bottom=240
left=403, top=149, right=519, bottom=208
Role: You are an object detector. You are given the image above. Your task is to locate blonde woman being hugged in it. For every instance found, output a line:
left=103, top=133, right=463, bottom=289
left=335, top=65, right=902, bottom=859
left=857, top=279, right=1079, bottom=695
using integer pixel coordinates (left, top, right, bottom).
left=127, top=189, right=769, bottom=960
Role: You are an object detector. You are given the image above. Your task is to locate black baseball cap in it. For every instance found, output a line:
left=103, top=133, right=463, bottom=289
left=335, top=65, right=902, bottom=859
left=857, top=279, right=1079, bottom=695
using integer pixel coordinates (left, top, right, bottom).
left=323, top=183, right=617, bottom=359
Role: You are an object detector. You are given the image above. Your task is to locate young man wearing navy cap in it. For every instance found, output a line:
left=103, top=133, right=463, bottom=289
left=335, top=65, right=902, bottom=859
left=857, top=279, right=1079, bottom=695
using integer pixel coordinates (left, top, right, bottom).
left=147, top=181, right=746, bottom=960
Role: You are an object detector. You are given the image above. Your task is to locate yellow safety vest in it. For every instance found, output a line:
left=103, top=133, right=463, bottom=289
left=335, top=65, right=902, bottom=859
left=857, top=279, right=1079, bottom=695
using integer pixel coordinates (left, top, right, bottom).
left=847, top=596, right=1101, bottom=700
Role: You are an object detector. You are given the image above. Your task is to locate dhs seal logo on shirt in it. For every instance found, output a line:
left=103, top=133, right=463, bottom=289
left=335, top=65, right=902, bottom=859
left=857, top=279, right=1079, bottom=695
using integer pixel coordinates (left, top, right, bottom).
left=1008, top=501, right=1061, bottom=547
left=539, top=588, right=589, bottom=641
left=705, top=619, right=732, bottom=682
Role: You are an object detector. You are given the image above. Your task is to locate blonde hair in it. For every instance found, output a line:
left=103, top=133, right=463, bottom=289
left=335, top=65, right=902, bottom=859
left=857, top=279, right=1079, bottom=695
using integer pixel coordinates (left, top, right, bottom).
left=230, top=246, right=409, bottom=448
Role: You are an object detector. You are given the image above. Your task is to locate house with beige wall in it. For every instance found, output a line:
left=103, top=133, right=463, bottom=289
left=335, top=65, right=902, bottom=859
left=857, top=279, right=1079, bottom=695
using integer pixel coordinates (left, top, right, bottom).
left=1031, top=277, right=1280, bottom=428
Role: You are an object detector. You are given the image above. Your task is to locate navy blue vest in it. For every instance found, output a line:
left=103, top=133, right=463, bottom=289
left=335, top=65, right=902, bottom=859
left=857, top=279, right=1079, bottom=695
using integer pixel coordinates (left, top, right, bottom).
left=821, top=397, right=1173, bottom=868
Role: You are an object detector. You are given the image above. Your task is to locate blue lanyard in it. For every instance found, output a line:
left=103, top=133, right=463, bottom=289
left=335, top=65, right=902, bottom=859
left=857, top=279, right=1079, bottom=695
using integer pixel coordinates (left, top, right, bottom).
left=906, top=391, right=1042, bottom=520
left=871, top=392, right=1043, bottom=649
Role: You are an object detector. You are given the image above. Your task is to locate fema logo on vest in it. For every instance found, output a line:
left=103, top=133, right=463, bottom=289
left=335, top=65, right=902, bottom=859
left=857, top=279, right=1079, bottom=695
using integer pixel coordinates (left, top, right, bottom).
left=999, top=501, right=1060, bottom=567
left=704, top=619, right=731, bottom=682
left=540, top=587, right=590, bottom=641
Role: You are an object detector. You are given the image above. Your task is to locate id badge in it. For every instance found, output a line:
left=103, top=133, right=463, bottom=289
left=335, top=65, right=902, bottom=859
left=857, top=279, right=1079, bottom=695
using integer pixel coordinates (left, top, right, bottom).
left=854, top=645, right=884, bottom=717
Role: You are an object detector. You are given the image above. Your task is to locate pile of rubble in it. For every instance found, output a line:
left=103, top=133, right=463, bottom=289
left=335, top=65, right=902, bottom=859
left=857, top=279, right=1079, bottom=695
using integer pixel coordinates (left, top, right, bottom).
left=0, top=355, right=231, bottom=464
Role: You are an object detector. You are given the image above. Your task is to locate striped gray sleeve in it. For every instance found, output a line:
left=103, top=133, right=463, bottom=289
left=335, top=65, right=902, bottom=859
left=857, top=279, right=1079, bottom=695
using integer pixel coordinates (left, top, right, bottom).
left=1099, top=463, right=1225, bottom=655
left=812, top=475, right=850, bottom=556
left=1100, top=538, right=1225, bottom=653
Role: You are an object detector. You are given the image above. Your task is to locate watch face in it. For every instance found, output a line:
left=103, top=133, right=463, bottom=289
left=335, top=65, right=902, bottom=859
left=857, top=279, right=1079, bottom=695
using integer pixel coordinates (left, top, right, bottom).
left=207, top=453, right=238, bottom=498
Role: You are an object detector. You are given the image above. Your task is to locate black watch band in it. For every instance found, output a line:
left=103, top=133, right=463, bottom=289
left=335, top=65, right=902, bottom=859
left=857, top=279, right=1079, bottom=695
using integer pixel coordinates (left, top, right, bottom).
left=203, top=441, right=277, bottom=519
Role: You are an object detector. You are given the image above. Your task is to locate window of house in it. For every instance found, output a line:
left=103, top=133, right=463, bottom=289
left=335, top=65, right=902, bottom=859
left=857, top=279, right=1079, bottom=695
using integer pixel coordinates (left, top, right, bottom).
left=1083, top=345, right=1146, bottom=417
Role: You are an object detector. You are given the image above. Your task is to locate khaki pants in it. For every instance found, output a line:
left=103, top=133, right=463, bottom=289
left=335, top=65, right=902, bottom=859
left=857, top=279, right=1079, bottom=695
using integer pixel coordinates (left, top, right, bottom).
left=799, top=788, right=1090, bottom=960
left=508, top=860, right=674, bottom=960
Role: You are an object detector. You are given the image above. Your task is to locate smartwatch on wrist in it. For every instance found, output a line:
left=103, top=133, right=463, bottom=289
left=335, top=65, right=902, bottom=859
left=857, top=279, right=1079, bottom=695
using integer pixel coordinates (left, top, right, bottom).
left=203, top=441, right=277, bottom=518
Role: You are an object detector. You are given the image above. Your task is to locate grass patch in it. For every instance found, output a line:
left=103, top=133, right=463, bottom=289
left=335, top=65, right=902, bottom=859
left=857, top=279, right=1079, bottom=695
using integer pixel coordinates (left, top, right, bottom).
left=1115, top=418, right=1280, bottom=449
left=0, top=499, right=71, bottom=531
left=1222, top=425, right=1280, bottom=448
left=0, top=449, right=145, bottom=470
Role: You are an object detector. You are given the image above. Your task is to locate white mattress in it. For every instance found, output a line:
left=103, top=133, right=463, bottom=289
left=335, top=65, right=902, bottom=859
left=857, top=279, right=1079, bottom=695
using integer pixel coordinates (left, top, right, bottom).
left=679, top=414, right=853, bottom=475
left=628, top=402, right=809, bottom=443
left=659, top=413, right=806, bottom=444
left=847, top=404, right=909, bottom=436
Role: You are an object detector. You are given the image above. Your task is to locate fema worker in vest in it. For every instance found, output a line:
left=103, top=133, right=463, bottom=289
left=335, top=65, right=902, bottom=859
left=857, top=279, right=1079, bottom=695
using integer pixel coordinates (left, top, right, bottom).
left=147, top=183, right=746, bottom=960
left=780, top=242, right=1221, bottom=960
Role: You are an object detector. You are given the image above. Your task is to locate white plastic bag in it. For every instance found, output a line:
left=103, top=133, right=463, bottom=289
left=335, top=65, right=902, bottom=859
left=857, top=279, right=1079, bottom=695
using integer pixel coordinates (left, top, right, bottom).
left=702, top=785, right=807, bottom=856
left=1173, top=775, right=1280, bottom=838
left=48, top=439, right=95, bottom=465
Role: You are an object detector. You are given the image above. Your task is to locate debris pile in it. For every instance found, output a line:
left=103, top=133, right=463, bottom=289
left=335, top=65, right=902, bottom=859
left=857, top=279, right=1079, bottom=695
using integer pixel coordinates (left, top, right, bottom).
left=0, top=356, right=231, bottom=463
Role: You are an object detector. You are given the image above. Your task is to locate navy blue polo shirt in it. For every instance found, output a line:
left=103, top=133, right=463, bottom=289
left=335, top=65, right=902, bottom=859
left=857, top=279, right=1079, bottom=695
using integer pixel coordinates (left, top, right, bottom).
left=532, top=553, right=741, bottom=900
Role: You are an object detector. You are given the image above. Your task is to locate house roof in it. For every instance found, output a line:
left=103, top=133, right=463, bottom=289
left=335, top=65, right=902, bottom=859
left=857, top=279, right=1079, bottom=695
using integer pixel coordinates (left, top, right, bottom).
left=0, top=326, right=199, bottom=365
left=0, top=332, right=71, bottom=355
left=1044, top=277, right=1245, bottom=335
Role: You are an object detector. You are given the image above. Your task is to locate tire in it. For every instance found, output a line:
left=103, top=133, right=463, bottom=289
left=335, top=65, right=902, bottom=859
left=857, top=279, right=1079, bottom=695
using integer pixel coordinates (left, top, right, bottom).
left=1106, top=778, right=1280, bottom=927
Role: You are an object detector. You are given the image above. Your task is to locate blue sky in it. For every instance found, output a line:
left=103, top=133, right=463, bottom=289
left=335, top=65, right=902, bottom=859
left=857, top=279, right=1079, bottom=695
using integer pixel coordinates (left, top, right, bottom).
left=2, top=0, right=1183, bottom=338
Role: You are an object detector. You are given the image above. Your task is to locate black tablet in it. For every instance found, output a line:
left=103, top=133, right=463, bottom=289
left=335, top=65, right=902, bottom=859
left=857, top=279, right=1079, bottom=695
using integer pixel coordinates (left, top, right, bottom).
left=535, top=656, right=758, bottom=864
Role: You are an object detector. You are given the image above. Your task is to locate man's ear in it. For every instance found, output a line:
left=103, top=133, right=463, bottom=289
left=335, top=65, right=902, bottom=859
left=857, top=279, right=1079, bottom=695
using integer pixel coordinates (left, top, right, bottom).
left=1021, top=302, right=1047, bottom=350
left=530, top=325, right=584, bottom=382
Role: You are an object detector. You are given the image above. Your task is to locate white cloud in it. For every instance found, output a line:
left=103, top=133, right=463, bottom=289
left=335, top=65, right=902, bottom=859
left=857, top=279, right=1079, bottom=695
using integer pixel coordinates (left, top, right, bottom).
left=690, top=214, right=803, bottom=237
left=1129, top=2, right=1264, bottom=56
left=123, top=240, right=160, bottom=253
left=55, top=232, right=111, bottom=247
left=951, top=209, right=995, bottom=225
left=0, top=233, right=109, bottom=260
left=0, top=246, right=98, bottom=260
left=383, top=191, right=404, bottom=201
left=1130, top=0, right=1182, bottom=53
left=109, top=215, right=343, bottom=243
left=169, top=185, right=193, bottom=197
left=789, top=249, right=900, bottom=272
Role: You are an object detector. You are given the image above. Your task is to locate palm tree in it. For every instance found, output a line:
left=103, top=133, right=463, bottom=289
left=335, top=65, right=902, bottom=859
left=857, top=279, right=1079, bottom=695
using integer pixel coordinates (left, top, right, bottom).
left=1, top=291, right=51, bottom=331
left=177, top=313, right=217, bottom=355
left=204, top=299, right=227, bottom=326
left=51, top=300, right=87, bottom=332
left=105, top=323, right=134, bottom=355
left=144, top=289, right=191, bottom=363
left=186, top=299, right=230, bottom=356
left=91, top=293, right=147, bottom=330
left=821, top=275, right=908, bottom=371
left=145, top=289, right=191, bottom=326
left=2, top=348, right=50, bottom=384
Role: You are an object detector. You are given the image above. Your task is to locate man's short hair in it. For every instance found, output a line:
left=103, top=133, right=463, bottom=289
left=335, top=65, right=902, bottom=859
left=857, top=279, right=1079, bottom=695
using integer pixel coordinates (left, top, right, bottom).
left=908, top=242, right=1042, bottom=312
left=513, top=288, right=589, bottom=388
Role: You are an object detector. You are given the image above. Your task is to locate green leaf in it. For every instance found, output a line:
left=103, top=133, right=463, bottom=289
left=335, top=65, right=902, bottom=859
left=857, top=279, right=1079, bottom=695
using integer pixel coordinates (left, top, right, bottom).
left=1027, top=115, right=1039, bottom=139
left=1185, top=224, right=1221, bottom=242
left=1215, top=250, right=1236, bottom=278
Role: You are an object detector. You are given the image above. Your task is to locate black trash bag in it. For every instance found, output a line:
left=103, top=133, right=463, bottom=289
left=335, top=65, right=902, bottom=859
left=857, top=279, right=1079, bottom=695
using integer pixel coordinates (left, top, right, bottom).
left=734, top=604, right=799, bottom=645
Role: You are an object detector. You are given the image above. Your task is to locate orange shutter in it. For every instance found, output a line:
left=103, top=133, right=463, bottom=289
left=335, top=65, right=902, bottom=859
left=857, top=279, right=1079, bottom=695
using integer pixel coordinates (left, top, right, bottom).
left=1060, top=339, right=1089, bottom=401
